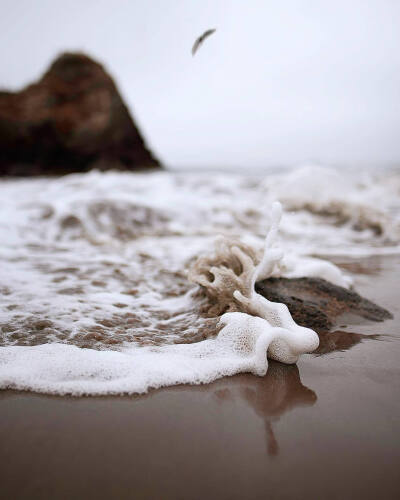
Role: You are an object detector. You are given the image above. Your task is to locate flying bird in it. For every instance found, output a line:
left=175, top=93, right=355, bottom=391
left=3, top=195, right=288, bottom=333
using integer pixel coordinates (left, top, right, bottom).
left=191, top=28, right=216, bottom=56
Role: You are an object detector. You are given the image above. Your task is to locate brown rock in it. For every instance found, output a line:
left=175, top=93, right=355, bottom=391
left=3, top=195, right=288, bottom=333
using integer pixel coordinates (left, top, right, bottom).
left=255, top=276, right=393, bottom=332
left=0, top=52, right=160, bottom=175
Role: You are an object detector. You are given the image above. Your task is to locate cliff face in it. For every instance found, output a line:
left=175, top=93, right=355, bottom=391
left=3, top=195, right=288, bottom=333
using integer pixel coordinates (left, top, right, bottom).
left=0, top=53, right=160, bottom=175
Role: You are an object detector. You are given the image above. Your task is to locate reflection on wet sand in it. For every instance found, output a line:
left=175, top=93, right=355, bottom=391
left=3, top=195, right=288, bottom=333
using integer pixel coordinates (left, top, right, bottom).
left=315, top=330, right=379, bottom=356
left=210, top=327, right=382, bottom=456
left=213, top=362, right=317, bottom=456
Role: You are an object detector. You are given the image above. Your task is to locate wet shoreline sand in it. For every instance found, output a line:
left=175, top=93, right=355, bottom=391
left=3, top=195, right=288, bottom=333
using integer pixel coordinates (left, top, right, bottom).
left=1, top=255, right=399, bottom=500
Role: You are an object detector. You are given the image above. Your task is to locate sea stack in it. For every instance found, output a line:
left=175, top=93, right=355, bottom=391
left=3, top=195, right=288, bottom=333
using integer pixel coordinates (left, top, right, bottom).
left=0, top=52, right=160, bottom=175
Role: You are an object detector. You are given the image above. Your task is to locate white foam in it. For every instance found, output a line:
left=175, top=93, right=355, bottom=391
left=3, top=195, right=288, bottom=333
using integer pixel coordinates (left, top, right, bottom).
left=0, top=166, right=399, bottom=395
left=0, top=310, right=318, bottom=395
left=279, top=254, right=353, bottom=288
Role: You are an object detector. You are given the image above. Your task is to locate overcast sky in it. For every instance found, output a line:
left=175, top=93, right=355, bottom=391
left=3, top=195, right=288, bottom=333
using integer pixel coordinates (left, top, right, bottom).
left=1, top=0, right=399, bottom=169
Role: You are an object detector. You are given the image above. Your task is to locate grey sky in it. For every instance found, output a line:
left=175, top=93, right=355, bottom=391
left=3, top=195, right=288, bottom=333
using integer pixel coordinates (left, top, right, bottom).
left=1, top=0, right=399, bottom=168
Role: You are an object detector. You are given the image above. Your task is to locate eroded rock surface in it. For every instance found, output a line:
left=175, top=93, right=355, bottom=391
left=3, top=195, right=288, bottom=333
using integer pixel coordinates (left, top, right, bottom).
left=0, top=53, right=160, bottom=175
left=255, top=277, right=393, bottom=332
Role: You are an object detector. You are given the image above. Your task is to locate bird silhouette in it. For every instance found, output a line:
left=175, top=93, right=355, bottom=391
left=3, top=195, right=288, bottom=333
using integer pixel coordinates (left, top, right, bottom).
left=192, top=28, right=216, bottom=56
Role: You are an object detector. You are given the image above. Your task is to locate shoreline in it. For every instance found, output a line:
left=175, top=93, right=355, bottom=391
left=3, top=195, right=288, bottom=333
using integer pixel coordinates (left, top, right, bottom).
left=1, top=255, right=399, bottom=499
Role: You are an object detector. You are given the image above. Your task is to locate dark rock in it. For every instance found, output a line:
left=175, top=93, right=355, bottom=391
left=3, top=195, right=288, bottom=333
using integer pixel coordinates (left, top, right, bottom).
left=255, top=277, right=392, bottom=332
left=0, top=53, right=160, bottom=176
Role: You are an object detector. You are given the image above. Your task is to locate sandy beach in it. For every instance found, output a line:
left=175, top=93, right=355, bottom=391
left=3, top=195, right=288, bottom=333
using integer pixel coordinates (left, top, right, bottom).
left=1, top=254, right=399, bottom=500
left=1, top=2, right=400, bottom=497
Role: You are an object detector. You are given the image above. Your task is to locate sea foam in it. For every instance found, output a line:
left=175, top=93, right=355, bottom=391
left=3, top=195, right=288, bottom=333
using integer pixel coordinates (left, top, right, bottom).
left=0, top=166, right=399, bottom=395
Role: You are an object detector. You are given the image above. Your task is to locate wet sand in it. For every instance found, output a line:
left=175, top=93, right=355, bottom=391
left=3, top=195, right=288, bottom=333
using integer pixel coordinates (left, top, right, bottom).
left=1, top=255, right=399, bottom=500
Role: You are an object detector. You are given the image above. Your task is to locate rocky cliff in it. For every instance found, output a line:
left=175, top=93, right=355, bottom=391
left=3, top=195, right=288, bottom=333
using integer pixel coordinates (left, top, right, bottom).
left=0, top=53, right=160, bottom=175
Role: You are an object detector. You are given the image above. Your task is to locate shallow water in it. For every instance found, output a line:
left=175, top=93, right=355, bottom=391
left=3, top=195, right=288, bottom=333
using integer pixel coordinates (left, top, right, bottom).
left=1, top=165, right=399, bottom=394
left=1, top=256, right=399, bottom=499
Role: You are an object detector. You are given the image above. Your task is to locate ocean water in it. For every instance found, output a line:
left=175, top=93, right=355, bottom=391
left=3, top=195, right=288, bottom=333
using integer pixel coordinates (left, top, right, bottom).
left=0, top=165, right=399, bottom=395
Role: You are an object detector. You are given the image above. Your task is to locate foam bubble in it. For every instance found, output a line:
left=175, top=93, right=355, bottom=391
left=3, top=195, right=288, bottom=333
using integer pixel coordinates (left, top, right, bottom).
left=0, top=311, right=318, bottom=395
left=0, top=166, right=399, bottom=395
